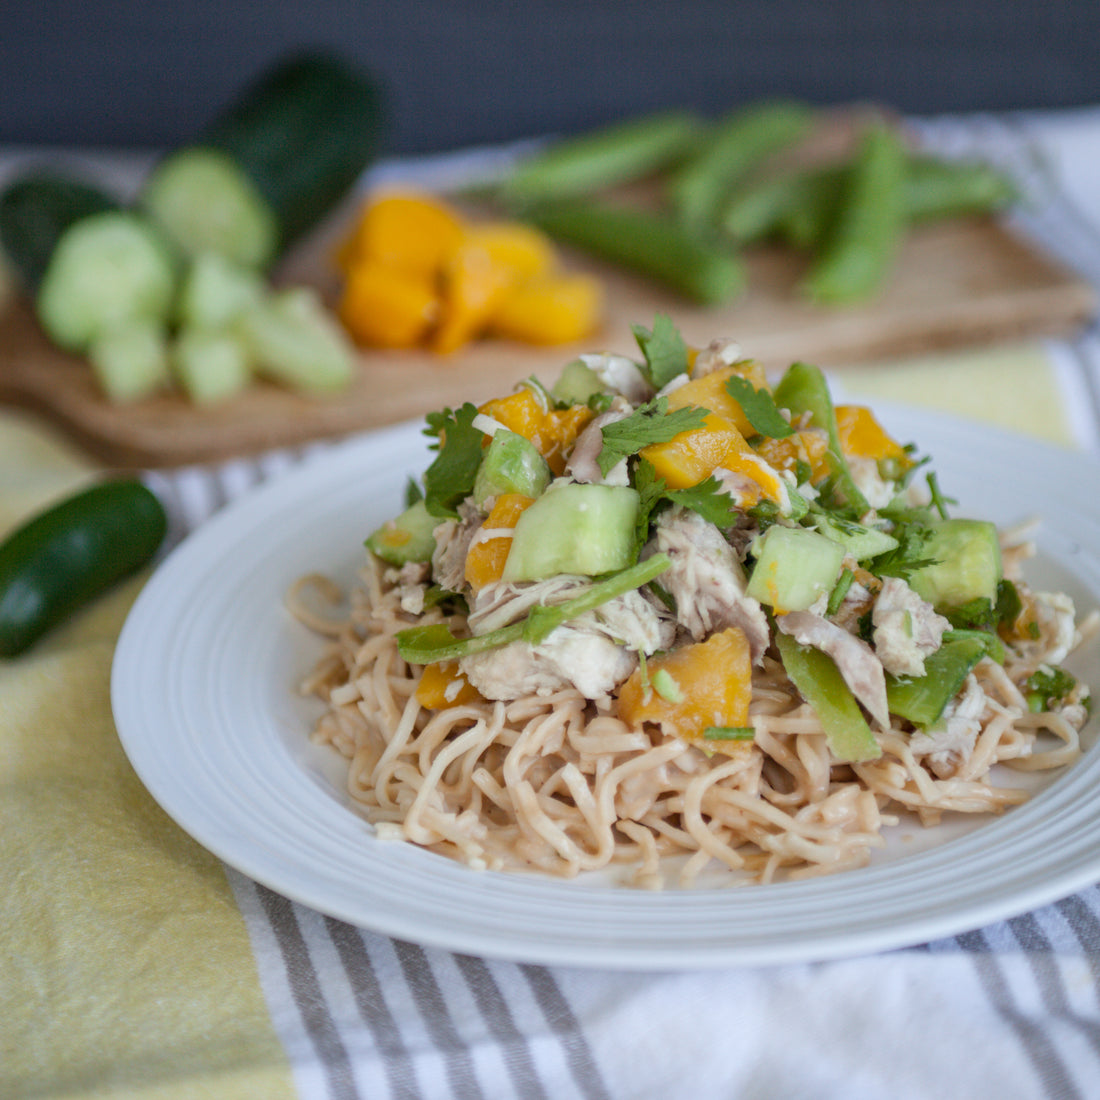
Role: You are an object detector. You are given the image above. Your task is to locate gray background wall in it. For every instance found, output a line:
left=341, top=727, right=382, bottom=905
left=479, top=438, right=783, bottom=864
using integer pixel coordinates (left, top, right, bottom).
left=4, top=2, right=1099, bottom=155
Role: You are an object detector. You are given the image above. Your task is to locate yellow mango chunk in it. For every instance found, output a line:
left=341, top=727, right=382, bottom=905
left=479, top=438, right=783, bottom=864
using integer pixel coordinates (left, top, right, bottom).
left=340, top=192, right=466, bottom=278
left=461, top=222, right=558, bottom=282
left=477, top=389, right=593, bottom=475
left=617, top=628, right=753, bottom=747
left=464, top=492, right=535, bottom=589
left=835, top=405, right=910, bottom=464
left=415, top=661, right=482, bottom=709
left=754, top=427, right=831, bottom=485
left=488, top=273, right=604, bottom=346
left=430, top=239, right=519, bottom=355
left=665, top=360, right=770, bottom=438
left=640, top=411, right=748, bottom=489
left=337, top=264, right=439, bottom=349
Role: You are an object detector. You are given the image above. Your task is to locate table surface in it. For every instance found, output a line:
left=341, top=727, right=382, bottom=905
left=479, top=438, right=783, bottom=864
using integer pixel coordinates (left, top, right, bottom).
left=5, top=105, right=1100, bottom=1100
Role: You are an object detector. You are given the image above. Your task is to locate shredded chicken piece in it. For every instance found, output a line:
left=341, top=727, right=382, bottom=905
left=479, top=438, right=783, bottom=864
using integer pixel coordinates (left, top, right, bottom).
left=872, top=576, right=951, bottom=677
left=776, top=610, right=891, bottom=730
left=908, top=674, right=988, bottom=778
left=431, top=501, right=482, bottom=593
left=651, top=506, right=770, bottom=662
left=690, top=337, right=743, bottom=377
left=461, top=584, right=676, bottom=702
left=579, top=352, right=652, bottom=404
left=565, top=398, right=632, bottom=485
left=847, top=456, right=896, bottom=510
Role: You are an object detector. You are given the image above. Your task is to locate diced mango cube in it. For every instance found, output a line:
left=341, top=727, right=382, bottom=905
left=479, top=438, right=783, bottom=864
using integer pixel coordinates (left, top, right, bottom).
left=463, top=492, right=535, bottom=589
left=665, top=360, right=771, bottom=438
left=415, top=661, right=482, bottom=708
left=617, top=628, right=753, bottom=748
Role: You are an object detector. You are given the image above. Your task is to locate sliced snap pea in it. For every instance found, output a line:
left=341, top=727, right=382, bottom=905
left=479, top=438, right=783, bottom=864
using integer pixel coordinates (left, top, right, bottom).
left=801, top=122, right=907, bottom=305
left=666, top=99, right=814, bottom=229
left=501, top=110, right=704, bottom=205
left=526, top=198, right=746, bottom=305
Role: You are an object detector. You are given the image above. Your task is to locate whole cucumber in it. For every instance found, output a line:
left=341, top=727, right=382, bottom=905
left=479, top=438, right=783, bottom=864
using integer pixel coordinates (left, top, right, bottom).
left=0, top=480, right=167, bottom=657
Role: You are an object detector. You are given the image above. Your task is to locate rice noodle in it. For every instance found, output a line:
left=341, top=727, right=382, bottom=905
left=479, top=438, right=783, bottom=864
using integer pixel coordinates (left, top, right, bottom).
left=289, top=554, right=1091, bottom=887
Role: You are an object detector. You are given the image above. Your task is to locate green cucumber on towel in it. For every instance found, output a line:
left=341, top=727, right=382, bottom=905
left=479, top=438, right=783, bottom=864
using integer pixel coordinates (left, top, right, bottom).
left=0, top=480, right=168, bottom=657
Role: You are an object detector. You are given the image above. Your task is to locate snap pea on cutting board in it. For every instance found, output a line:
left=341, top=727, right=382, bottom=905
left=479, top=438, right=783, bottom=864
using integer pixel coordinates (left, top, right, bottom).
left=0, top=480, right=167, bottom=657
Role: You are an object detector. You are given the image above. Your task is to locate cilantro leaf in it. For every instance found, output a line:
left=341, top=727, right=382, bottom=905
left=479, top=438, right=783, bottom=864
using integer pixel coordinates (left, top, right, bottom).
left=631, top=458, right=669, bottom=557
left=597, top=397, right=707, bottom=475
left=725, top=375, right=793, bottom=439
left=667, top=476, right=739, bottom=528
left=421, top=402, right=484, bottom=518
left=868, top=522, right=941, bottom=580
left=632, top=314, right=689, bottom=390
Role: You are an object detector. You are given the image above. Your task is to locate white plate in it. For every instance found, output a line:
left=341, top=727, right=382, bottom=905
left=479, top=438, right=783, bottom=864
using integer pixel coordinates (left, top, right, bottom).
left=112, top=406, right=1100, bottom=970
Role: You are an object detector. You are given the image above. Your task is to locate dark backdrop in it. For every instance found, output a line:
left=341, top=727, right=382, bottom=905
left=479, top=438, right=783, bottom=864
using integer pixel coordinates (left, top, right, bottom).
left=4, top=2, right=1098, bottom=155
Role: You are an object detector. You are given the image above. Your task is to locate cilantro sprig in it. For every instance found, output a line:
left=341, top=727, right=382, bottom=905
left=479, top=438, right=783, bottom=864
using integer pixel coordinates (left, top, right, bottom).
left=724, top=375, right=793, bottom=439
left=597, top=398, right=707, bottom=476
left=421, top=402, right=484, bottom=518
left=631, top=314, right=690, bottom=390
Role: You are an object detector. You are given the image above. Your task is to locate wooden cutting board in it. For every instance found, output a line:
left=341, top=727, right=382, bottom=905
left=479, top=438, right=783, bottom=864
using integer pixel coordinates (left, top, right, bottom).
left=1, top=158, right=1094, bottom=469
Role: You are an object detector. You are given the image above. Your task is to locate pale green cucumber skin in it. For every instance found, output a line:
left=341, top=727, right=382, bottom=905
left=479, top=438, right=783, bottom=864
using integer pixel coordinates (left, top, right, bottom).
left=747, top=525, right=845, bottom=612
left=472, top=431, right=552, bottom=509
left=908, top=519, right=1002, bottom=610
left=36, top=211, right=177, bottom=352
left=502, top=484, right=639, bottom=582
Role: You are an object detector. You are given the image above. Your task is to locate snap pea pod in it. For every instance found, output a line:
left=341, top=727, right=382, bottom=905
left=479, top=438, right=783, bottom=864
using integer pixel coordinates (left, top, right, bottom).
left=525, top=198, right=746, bottom=305
left=501, top=110, right=704, bottom=205
left=724, top=152, right=1018, bottom=249
left=801, top=122, right=907, bottom=305
left=774, top=633, right=881, bottom=762
left=772, top=361, right=869, bottom=514
left=665, top=99, right=814, bottom=229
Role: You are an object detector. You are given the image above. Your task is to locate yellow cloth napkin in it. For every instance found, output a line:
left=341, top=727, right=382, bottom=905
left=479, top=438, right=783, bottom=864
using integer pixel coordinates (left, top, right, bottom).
left=0, top=411, right=294, bottom=1100
left=0, top=334, right=1077, bottom=1098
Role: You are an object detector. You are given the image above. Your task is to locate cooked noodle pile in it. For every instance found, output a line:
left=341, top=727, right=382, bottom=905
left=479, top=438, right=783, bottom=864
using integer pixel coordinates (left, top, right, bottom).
left=290, top=538, right=1095, bottom=888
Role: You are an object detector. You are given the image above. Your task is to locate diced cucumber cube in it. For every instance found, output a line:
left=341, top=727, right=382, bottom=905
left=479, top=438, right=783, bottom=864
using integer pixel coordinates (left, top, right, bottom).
left=472, top=429, right=552, bottom=509
left=88, top=320, right=171, bottom=403
left=907, top=519, right=1002, bottom=610
left=747, top=524, right=845, bottom=612
left=366, top=498, right=438, bottom=566
left=502, top=482, right=639, bottom=581
left=809, top=513, right=899, bottom=562
left=551, top=358, right=606, bottom=405
left=172, top=327, right=253, bottom=405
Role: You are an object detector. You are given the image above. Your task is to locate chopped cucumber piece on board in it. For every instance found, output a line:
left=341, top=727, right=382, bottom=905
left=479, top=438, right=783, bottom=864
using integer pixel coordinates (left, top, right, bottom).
left=36, top=211, right=177, bottom=352
left=171, top=328, right=253, bottom=405
left=88, top=320, right=171, bottom=403
left=141, top=147, right=279, bottom=269
left=177, top=251, right=265, bottom=330
left=237, top=288, right=355, bottom=394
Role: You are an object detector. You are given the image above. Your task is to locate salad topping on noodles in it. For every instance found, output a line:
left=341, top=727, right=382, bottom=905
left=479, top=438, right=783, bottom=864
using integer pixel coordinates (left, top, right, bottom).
left=292, top=317, right=1096, bottom=886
